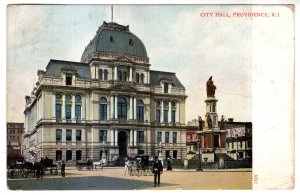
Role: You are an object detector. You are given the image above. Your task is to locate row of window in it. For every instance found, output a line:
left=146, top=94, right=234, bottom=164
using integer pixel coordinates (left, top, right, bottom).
left=56, top=150, right=82, bottom=161
left=157, top=132, right=177, bottom=143
left=55, top=149, right=178, bottom=161
left=155, top=109, right=176, bottom=124
left=56, top=94, right=81, bottom=101
left=55, top=104, right=81, bottom=121
left=56, top=129, right=146, bottom=144
left=56, top=129, right=82, bottom=143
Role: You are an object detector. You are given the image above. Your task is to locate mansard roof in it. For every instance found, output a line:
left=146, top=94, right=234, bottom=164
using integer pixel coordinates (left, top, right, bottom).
left=150, top=70, right=185, bottom=88
left=45, top=59, right=91, bottom=79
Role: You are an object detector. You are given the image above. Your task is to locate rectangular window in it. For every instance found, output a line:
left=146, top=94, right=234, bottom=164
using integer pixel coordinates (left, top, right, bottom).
left=157, top=132, right=162, bottom=143
left=138, top=150, right=145, bottom=155
left=214, top=135, right=220, bottom=147
left=66, top=150, right=72, bottom=161
left=75, top=105, right=81, bottom=121
left=166, top=150, right=170, bottom=158
left=76, top=150, right=82, bottom=161
left=156, top=109, right=161, bottom=123
left=164, top=110, right=168, bottom=124
left=56, top=150, right=62, bottom=161
left=100, top=104, right=107, bottom=120
left=173, top=150, right=177, bottom=159
left=173, top=132, right=177, bottom=143
left=56, top=104, right=62, bottom=121
left=164, top=83, right=169, bottom=93
left=66, top=73, right=72, bottom=85
left=76, top=130, right=81, bottom=142
left=165, top=132, right=170, bottom=144
left=99, top=130, right=107, bottom=142
left=137, top=131, right=144, bottom=143
left=65, top=105, right=72, bottom=120
left=66, top=129, right=72, bottom=142
left=171, top=111, right=176, bottom=124
left=56, top=129, right=62, bottom=143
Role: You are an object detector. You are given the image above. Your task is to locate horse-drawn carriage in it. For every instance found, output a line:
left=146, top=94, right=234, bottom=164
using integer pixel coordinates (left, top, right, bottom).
left=76, top=159, right=106, bottom=170
left=76, top=160, right=93, bottom=170
left=7, top=157, right=58, bottom=179
left=126, top=155, right=154, bottom=176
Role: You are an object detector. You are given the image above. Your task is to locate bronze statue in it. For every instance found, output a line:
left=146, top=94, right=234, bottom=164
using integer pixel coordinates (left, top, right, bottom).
left=220, top=115, right=225, bottom=130
left=198, top=116, right=203, bottom=131
left=207, top=115, right=212, bottom=129
left=206, top=76, right=216, bottom=97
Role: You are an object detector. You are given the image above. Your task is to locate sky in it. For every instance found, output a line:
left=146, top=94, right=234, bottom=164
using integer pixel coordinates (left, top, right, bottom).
left=7, top=4, right=255, bottom=123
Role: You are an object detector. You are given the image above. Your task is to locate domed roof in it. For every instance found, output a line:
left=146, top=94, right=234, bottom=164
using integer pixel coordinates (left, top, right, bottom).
left=81, top=22, right=148, bottom=62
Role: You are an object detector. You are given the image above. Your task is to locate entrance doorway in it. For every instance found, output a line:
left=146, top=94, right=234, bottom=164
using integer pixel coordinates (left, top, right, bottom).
left=118, top=131, right=127, bottom=158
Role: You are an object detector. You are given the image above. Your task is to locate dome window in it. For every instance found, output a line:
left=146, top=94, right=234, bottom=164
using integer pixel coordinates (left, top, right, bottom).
left=110, top=36, right=114, bottom=43
left=129, top=39, right=134, bottom=46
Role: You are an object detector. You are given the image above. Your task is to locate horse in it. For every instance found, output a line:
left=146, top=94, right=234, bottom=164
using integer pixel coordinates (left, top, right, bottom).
left=92, top=160, right=105, bottom=170
left=124, top=160, right=136, bottom=176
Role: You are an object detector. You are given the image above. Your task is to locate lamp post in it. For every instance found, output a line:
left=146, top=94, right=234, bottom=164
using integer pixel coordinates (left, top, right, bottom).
left=196, top=138, right=202, bottom=171
left=235, top=134, right=238, bottom=161
left=101, top=135, right=107, bottom=162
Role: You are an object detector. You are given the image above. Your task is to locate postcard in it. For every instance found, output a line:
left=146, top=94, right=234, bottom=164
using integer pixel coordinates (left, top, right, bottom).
left=3, top=3, right=295, bottom=190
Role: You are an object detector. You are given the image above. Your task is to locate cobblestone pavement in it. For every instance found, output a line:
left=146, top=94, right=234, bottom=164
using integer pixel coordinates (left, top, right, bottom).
left=7, top=167, right=252, bottom=190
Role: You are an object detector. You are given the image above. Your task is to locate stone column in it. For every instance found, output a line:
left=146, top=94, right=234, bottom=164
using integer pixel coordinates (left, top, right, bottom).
left=129, top=130, right=133, bottom=146
left=82, top=96, right=85, bottom=120
left=133, top=97, right=137, bottom=120
left=62, top=94, right=65, bottom=120
left=129, top=67, right=133, bottom=82
left=110, top=96, right=114, bottom=119
left=72, top=95, right=75, bottom=121
left=114, top=66, right=117, bottom=80
left=36, top=98, right=39, bottom=121
left=129, top=97, right=133, bottom=120
left=52, top=94, right=56, bottom=119
left=176, top=102, right=180, bottom=123
left=134, top=130, right=137, bottom=146
left=114, top=130, right=118, bottom=147
left=147, top=71, right=150, bottom=84
left=110, top=130, right=114, bottom=146
left=110, top=95, right=114, bottom=119
left=161, top=101, right=164, bottom=123
left=168, top=101, right=172, bottom=124
left=169, top=83, right=172, bottom=93
left=114, top=96, right=118, bottom=119
left=96, top=66, right=99, bottom=79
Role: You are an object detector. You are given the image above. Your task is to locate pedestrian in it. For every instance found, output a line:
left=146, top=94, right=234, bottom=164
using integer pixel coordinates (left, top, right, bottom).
left=152, top=156, right=163, bottom=187
left=61, top=161, right=65, bottom=177
left=167, top=158, right=172, bottom=171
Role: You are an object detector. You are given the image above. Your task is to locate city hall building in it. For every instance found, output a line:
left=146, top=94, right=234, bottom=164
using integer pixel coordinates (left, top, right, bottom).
left=23, top=22, right=187, bottom=164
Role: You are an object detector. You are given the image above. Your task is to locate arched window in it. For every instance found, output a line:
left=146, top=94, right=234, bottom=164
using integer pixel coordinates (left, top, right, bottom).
left=118, top=97, right=127, bottom=121
left=136, top=73, right=139, bottom=83
left=123, top=72, right=127, bottom=81
left=75, top=95, right=82, bottom=122
left=140, top=74, right=144, bottom=84
left=100, top=97, right=107, bottom=120
left=104, top=70, right=108, bottom=80
left=75, top=95, right=81, bottom=102
left=118, top=71, right=122, bottom=81
left=99, top=69, right=103, bottom=80
left=55, top=94, right=62, bottom=100
left=137, top=100, right=144, bottom=122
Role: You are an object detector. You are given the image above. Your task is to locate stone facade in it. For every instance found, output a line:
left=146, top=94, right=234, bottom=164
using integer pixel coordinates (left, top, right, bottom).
left=23, top=22, right=187, bottom=164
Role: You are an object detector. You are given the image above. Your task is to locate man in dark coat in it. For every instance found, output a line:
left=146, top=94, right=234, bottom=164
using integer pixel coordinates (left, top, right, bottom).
left=152, top=156, right=163, bottom=187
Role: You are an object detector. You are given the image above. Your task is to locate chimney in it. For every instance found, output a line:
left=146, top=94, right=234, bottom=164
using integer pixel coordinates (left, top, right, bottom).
left=228, top=118, right=234, bottom=122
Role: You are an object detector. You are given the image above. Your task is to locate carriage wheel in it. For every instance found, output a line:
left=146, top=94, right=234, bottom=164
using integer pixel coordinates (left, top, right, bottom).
left=128, top=169, right=134, bottom=176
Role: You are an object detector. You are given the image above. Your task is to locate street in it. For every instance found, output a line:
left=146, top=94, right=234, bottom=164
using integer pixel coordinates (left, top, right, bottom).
left=7, top=167, right=252, bottom=190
